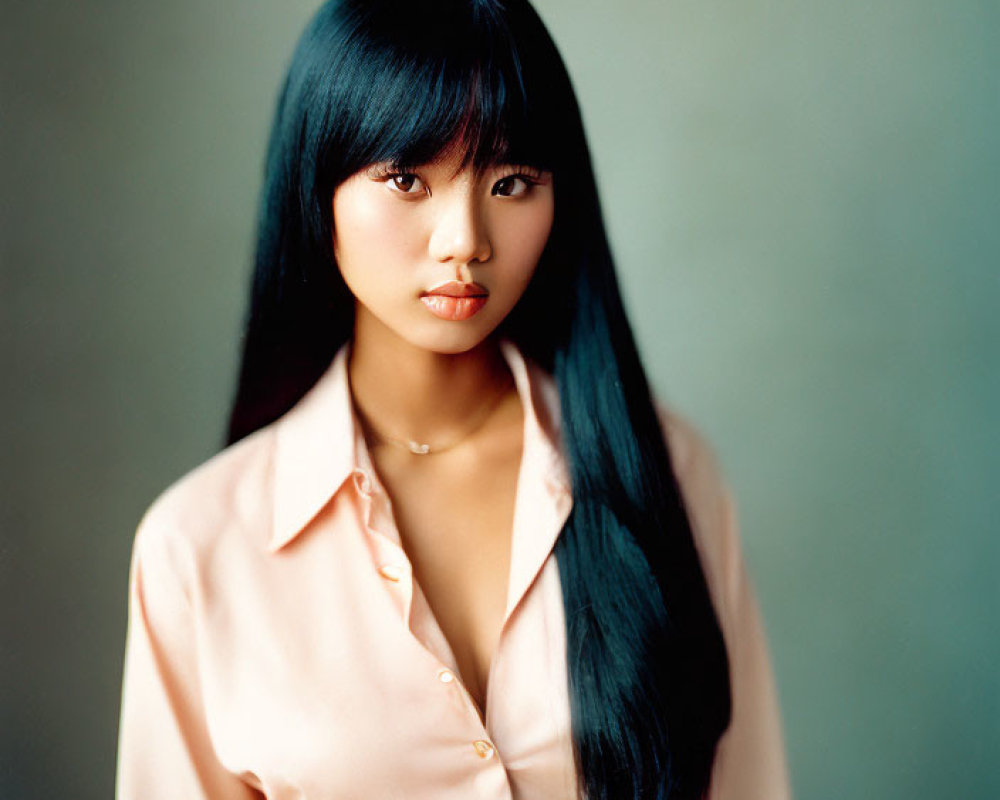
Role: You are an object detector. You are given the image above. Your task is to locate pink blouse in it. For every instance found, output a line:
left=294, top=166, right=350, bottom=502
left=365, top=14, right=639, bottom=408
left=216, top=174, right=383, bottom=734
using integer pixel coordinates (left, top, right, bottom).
left=115, top=339, right=790, bottom=799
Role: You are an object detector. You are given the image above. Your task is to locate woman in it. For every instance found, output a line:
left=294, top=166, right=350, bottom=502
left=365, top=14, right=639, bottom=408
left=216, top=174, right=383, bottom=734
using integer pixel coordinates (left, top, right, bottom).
left=116, top=1, right=789, bottom=798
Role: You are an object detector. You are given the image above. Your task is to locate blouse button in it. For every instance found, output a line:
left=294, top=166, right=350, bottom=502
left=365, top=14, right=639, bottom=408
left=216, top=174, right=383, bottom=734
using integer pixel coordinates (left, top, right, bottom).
left=472, top=740, right=495, bottom=759
left=378, top=564, right=404, bottom=582
left=437, top=668, right=455, bottom=684
left=353, top=470, right=372, bottom=495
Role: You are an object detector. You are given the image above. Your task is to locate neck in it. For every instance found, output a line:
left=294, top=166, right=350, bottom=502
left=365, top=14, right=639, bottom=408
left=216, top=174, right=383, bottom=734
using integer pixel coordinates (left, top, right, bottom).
left=346, top=313, right=515, bottom=451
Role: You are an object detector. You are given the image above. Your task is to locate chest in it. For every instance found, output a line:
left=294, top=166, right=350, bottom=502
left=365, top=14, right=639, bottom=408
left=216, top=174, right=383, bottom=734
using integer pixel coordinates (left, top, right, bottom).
left=203, top=518, right=578, bottom=798
left=371, top=440, right=522, bottom=718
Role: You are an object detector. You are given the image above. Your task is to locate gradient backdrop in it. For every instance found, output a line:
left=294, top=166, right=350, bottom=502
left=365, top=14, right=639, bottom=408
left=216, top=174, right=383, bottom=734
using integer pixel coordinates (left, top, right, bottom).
left=3, top=1, right=998, bottom=797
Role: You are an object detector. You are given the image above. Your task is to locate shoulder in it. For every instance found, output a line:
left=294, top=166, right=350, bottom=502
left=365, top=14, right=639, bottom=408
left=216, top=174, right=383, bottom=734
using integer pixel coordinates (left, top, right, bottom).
left=130, top=424, right=279, bottom=583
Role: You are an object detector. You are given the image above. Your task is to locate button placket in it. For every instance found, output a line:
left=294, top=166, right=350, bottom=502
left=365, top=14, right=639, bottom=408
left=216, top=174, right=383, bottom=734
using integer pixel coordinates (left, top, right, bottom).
left=358, top=469, right=413, bottom=595
left=433, top=664, right=500, bottom=762
left=358, top=458, right=502, bottom=767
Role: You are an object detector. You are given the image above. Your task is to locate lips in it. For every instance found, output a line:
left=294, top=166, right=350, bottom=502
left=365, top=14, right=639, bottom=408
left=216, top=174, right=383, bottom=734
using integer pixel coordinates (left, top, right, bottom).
left=422, top=281, right=489, bottom=298
left=420, top=281, right=489, bottom=321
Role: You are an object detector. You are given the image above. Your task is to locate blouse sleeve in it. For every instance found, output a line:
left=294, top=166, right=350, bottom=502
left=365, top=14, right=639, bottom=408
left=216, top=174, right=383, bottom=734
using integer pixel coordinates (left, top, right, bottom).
left=659, top=409, right=792, bottom=800
left=115, top=508, right=262, bottom=799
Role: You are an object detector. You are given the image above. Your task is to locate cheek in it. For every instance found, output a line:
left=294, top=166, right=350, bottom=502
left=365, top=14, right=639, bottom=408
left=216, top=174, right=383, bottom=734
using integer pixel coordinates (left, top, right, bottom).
left=333, top=189, right=422, bottom=277
left=498, top=200, right=554, bottom=282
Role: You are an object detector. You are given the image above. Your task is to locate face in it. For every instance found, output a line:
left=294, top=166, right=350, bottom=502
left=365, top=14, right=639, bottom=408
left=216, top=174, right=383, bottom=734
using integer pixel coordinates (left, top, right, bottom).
left=331, top=143, right=555, bottom=355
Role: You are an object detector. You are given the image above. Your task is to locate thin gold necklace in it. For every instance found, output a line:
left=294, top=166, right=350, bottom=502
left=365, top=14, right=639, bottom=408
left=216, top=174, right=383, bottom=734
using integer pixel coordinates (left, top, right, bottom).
left=352, top=374, right=514, bottom=456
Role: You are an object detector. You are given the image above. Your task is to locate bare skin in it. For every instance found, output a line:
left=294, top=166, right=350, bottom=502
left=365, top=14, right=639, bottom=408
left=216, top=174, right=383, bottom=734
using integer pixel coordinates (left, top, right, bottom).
left=348, top=308, right=525, bottom=721
left=333, top=144, right=552, bottom=720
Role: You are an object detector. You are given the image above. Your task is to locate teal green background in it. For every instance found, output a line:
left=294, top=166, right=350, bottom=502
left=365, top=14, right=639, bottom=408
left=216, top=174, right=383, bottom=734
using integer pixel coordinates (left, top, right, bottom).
left=3, top=1, right=997, bottom=797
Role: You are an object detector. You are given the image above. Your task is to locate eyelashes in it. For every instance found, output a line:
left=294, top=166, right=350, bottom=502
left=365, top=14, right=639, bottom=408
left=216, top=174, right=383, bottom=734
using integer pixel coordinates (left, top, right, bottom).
left=365, top=162, right=549, bottom=198
left=491, top=172, right=535, bottom=198
left=365, top=161, right=420, bottom=182
left=492, top=165, right=548, bottom=197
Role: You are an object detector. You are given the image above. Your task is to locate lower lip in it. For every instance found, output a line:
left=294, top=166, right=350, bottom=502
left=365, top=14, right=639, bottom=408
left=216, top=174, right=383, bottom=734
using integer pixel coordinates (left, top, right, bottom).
left=420, top=295, right=488, bottom=321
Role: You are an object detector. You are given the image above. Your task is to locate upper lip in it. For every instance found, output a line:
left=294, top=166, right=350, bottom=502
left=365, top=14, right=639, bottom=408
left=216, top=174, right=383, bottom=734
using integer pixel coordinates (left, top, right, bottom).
left=422, top=281, right=489, bottom=298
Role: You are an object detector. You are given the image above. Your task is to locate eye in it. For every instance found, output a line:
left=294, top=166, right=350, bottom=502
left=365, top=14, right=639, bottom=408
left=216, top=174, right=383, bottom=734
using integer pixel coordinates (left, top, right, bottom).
left=492, top=174, right=531, bottom=198
left=491, top=166, right=549, bottom=198
left=364, top=163, right=428, bottom=196
left=387, top=172, right=426, bottom=195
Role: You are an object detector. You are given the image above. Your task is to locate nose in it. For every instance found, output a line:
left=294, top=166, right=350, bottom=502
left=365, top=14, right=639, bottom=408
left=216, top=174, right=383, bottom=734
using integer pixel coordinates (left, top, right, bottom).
left=427, top=191, right=492, bottom=271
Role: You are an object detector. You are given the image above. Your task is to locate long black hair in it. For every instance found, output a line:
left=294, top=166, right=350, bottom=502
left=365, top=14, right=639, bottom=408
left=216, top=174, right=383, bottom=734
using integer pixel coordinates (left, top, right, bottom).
left=227, top=1, right=731, bottom=797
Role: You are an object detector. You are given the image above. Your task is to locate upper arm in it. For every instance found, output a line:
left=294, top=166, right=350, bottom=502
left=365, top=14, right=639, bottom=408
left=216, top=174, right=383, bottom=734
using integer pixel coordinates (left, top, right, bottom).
left=656, top=405, right=792, bottom=800
left=115, top=508, right=262, bottom=800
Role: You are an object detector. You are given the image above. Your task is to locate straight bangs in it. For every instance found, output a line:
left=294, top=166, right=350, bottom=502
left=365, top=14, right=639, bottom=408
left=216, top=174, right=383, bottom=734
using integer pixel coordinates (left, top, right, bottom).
left=316, top=0, right=564, bottom=189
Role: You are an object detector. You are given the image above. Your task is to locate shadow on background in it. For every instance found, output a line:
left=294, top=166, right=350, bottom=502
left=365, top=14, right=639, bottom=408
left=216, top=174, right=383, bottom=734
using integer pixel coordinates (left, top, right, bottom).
left=2, top=1, right=998, bottom=797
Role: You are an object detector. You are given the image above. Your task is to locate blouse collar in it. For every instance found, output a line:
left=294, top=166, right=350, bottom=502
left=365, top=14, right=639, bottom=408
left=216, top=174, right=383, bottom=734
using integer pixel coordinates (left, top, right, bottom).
left=268, top=338, right=571, bottom=553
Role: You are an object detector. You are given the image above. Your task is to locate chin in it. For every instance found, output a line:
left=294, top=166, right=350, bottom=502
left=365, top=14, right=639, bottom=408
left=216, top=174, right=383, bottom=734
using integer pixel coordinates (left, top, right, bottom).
left=399, top=317, right=502, bottom=355
left=415, top=329, right=494, bottom=355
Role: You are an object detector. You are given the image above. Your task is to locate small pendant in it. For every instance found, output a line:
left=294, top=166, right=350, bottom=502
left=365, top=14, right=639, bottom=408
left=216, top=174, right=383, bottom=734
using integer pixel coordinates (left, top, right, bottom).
left=407, top=441, right=431, bottom=455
